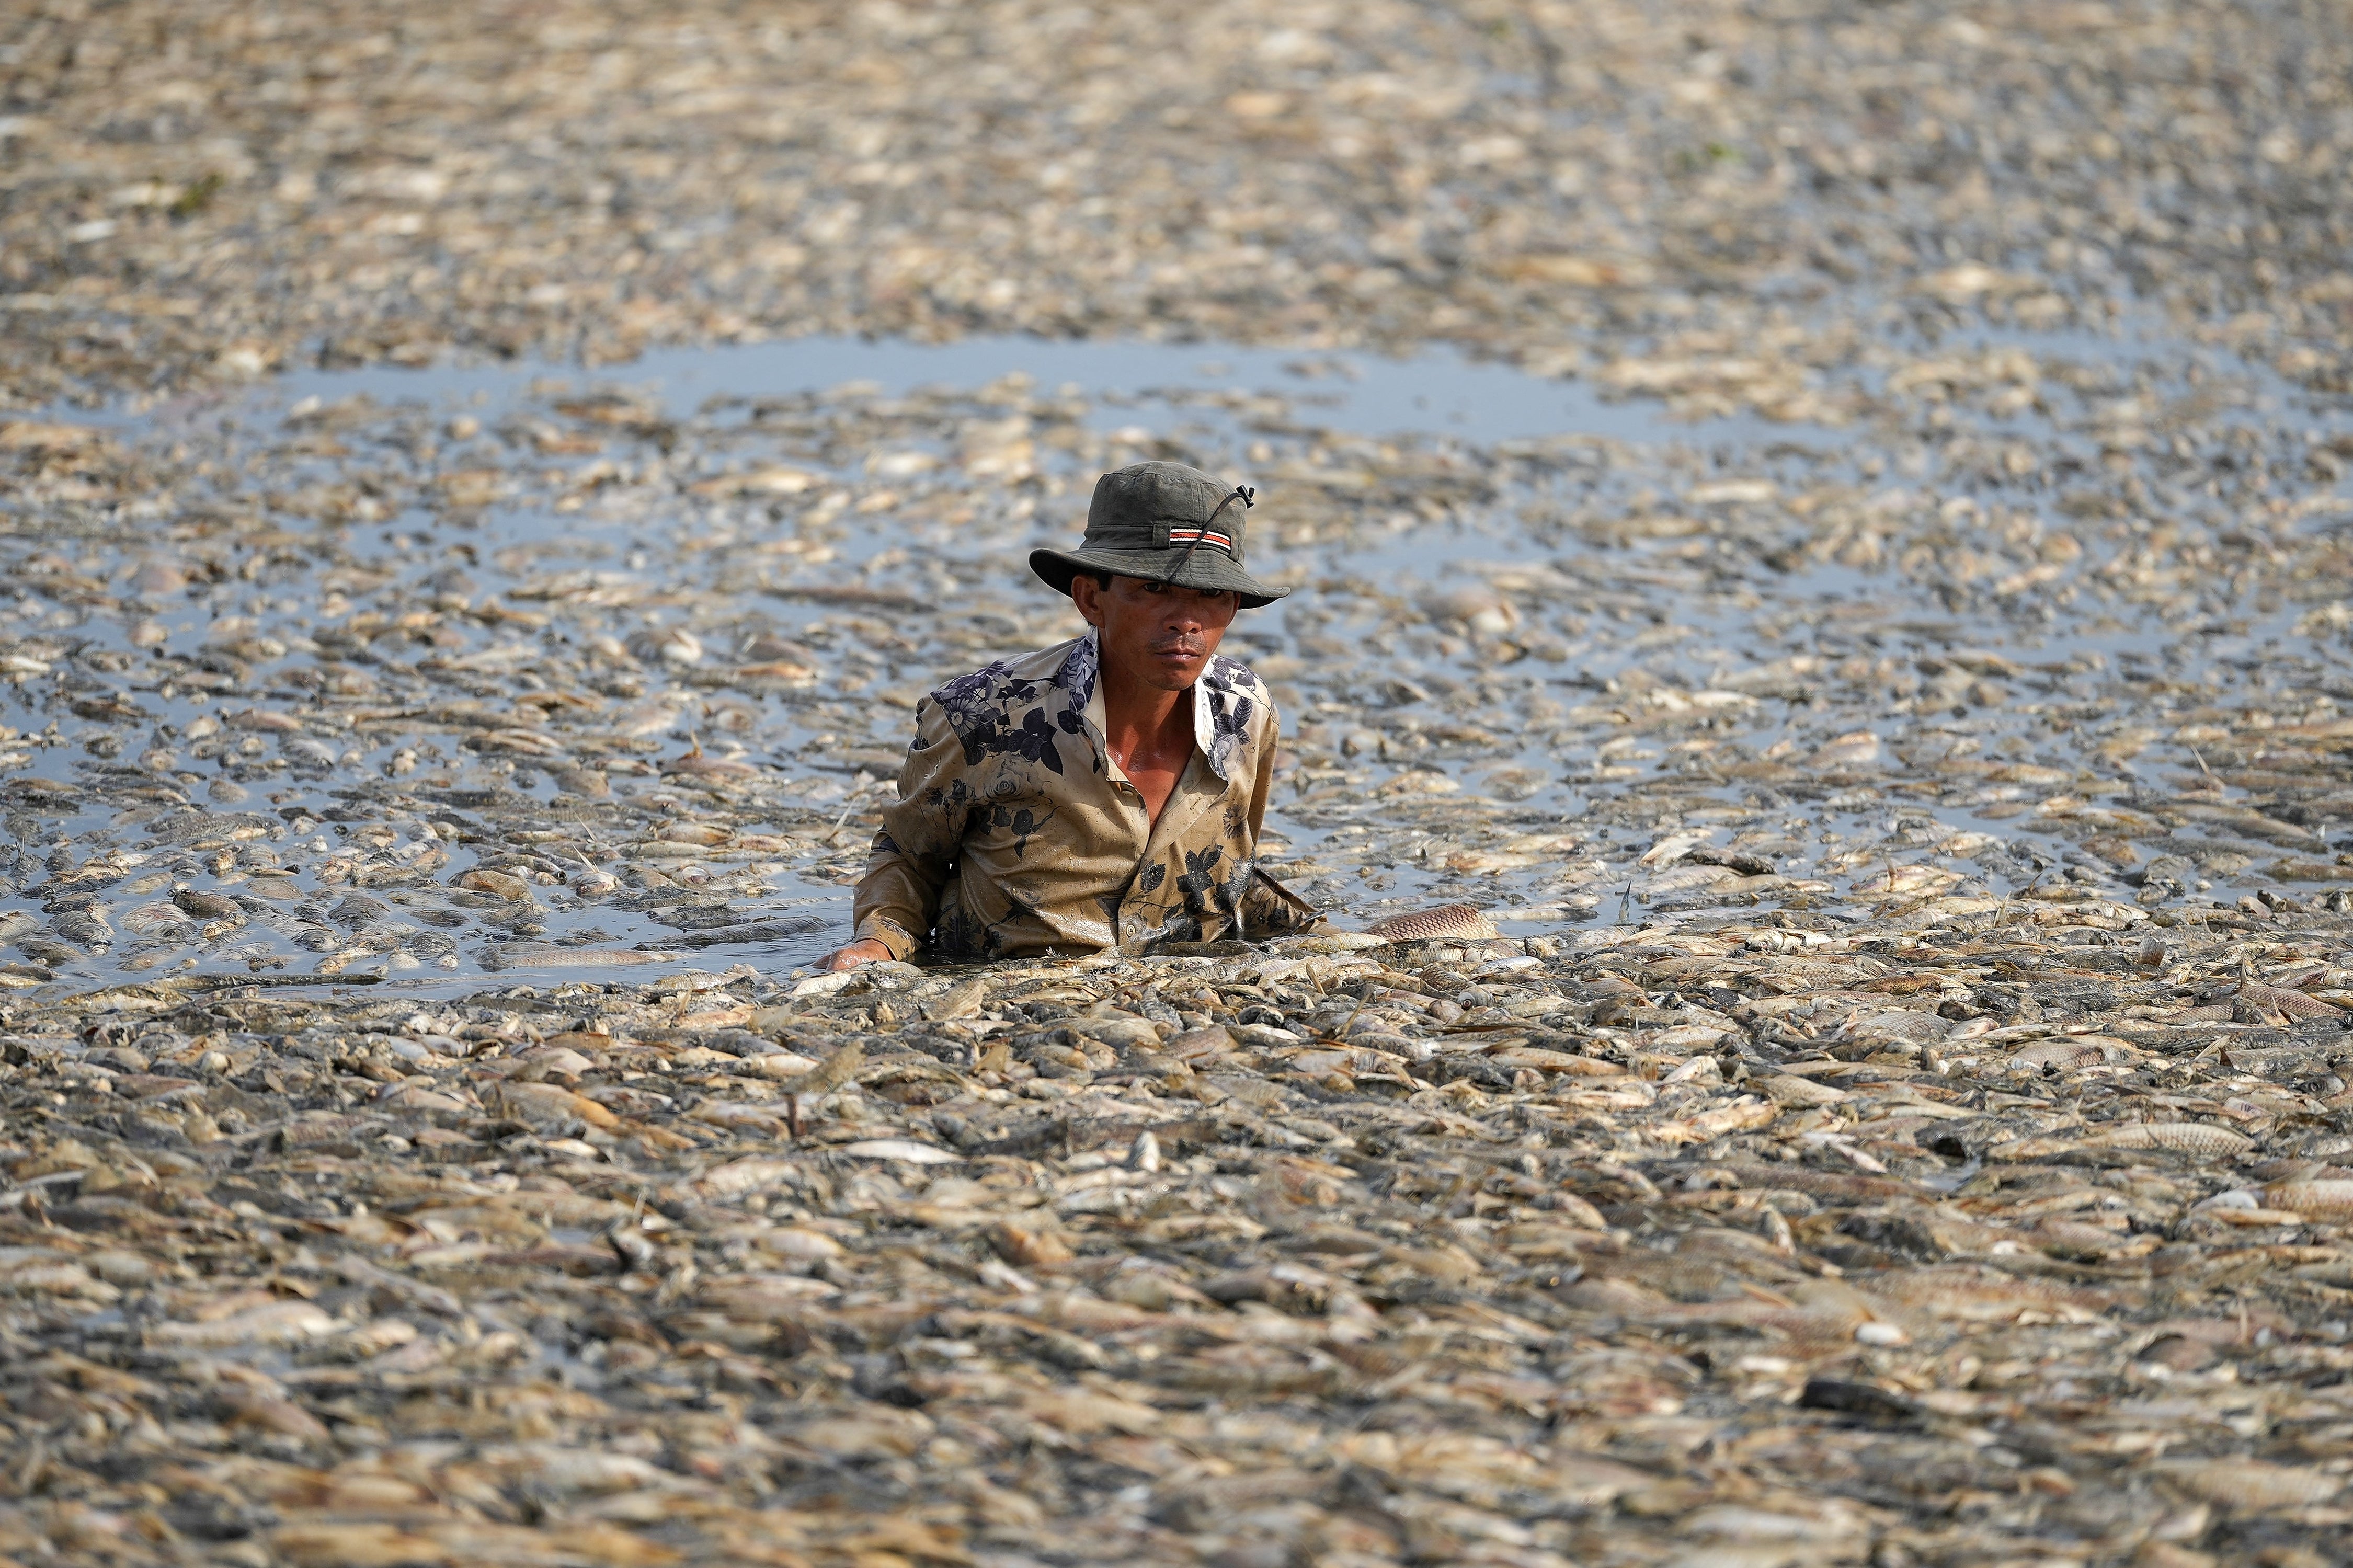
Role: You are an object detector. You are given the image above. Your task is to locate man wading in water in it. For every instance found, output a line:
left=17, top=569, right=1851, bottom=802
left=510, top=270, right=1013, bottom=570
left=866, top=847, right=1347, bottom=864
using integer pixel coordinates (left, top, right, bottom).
left=818, top=461, right=1319, bottom=969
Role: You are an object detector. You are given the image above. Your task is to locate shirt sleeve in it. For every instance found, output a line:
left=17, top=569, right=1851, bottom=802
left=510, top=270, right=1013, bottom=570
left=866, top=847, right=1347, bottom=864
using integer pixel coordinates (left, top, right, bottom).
left=1245, top=694, right=1276, bottom=843
left=1237, top=693, right=1323, bottom=936
left=850, top=697, right=970, bottom=959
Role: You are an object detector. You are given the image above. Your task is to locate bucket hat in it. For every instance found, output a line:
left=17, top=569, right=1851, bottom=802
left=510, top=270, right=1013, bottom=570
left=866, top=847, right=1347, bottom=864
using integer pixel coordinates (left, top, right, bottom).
left=1030, top=462, right=1289, bottom=609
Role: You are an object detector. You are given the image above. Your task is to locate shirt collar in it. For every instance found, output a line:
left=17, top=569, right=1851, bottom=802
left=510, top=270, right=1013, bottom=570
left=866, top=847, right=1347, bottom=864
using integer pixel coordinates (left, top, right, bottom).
left=1058, top=627, right=1241, bottom=784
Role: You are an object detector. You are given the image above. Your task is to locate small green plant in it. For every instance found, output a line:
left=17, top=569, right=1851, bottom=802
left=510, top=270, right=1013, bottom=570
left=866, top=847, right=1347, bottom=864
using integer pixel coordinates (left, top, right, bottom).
left=170, top=172, right=224, bottom=219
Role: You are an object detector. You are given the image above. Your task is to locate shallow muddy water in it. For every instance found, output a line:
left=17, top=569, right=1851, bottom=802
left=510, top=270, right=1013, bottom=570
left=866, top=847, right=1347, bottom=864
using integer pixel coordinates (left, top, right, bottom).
left=4, top=315, right=2351, bottom=999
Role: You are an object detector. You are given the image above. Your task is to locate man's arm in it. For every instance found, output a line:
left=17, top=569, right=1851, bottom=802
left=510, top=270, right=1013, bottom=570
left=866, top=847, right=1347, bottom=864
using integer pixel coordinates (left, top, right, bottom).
left=827, top=697, right=967, bottom=968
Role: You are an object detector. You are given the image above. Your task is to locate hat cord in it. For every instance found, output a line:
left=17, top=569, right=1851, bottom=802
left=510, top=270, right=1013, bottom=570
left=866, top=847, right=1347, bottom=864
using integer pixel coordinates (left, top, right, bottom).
left=1161, top=484, right=1254, bottom=588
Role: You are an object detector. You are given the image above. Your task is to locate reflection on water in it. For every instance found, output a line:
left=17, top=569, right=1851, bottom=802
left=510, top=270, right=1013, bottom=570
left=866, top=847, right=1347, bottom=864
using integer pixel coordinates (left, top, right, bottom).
left=267, top=333, right=1836, bottom=449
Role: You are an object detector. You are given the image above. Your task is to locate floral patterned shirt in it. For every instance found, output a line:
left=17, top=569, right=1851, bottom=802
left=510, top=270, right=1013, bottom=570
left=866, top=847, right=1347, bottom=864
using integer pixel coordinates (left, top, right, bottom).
left=851, top=630, right=1314, bottom=958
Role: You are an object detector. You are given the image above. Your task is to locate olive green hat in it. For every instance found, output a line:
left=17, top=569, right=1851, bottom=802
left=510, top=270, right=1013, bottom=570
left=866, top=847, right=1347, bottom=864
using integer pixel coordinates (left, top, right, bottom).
left=1030, top=461, right=1289, bottom=609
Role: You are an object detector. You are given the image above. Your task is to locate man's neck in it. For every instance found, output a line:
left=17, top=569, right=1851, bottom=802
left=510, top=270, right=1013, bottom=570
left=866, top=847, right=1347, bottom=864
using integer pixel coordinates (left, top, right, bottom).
left=1098, top=662, right=1191, bottom=759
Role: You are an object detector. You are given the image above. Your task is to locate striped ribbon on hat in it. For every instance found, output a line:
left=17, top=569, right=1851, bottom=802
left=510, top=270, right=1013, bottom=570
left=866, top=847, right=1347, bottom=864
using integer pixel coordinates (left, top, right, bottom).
left=1161, top=485, right=1253, bottom=584
left=1163, top=523, right=1236, bottom=553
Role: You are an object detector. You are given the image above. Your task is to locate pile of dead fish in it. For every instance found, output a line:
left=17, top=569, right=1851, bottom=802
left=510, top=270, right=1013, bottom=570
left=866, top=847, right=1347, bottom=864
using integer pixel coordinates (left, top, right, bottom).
left=7, top=0, right=2353, bottom=1563
left=6, top=910, right=2353, bottom=1567
left=5, top=0, right=2353, bottom=421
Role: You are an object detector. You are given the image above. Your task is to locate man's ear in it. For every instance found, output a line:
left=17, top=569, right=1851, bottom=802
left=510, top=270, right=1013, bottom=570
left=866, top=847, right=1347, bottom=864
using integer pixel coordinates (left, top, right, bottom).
left=1070, top=576, right=1105, bottom=627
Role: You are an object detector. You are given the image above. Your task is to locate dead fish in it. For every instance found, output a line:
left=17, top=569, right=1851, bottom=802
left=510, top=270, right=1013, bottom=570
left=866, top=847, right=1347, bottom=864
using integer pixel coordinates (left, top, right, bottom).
left=1842, top=1010, right=1952, bottom=1045
left=1362, top=904, right=1502, bottom=941
left=456, top=868, right=534, bottom=901
left=772, top=1043, right=865, bottom=1099
left=2231, top=981, right=2343, bottom=1021
left=624, top=626, right=703, bottom=666
left=695, top=1158, right=804, bottom=1200
left=1872, top=1265, right=2126, bottom=1323
left=653, top=918, right=829, bottom=950
left=1806, top=731, right=1882, bottom=771
left=1757, top=1072, right=1849, bottom=1107
left=838, top=1138, right=960, bottom=1164
left=567, top=862, right=621, bottom=898
left=484, top=943, right=670, bottom=970
left=735, top=658, right=824, bottom=687
left=150, top=1301, right=340, bottom=1347
left=2264, top=1180, right=2353, bottom=1218
left=2085, top=1121, right=2254, bottom=1157
left=1281, top=932, right=1390, bottom=953
left=740, top=1052, right=823, bottom=1080
left=168, top=886, right=240, bottom=921
left=767, top=1041, right=866, bottom=1137
left=663, top=748, right=759, bottom=781
left=2004, top=1038, right=2105, bottom=1072
left=215, top=1386, right=334, bottom=1443
left=2152, top=1458, right=2343, bottom=1510
left=922, top=977, right=992, bottom=1020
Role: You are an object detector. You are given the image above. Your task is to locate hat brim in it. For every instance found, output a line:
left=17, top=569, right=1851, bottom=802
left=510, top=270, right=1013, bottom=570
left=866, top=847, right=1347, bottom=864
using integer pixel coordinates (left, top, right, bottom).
left=1030, top=546, right=1289, bottom=610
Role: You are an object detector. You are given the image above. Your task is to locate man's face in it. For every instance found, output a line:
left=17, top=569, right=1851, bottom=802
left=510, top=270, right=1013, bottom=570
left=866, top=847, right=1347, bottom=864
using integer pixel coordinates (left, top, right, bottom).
left=1070, top=574, right=1239, bottom=692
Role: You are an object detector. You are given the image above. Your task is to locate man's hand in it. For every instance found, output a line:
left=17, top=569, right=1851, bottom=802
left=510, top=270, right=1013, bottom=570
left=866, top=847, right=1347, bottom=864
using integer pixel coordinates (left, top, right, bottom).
left=816, top=938, right=894, bottom=972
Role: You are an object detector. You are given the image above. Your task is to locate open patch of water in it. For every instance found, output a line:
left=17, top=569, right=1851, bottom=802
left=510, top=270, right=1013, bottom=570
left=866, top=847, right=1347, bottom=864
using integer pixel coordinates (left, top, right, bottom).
left=260, top=333, right=1833, bottom=449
